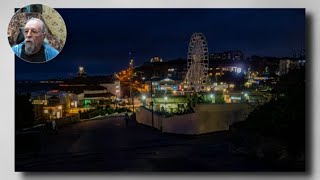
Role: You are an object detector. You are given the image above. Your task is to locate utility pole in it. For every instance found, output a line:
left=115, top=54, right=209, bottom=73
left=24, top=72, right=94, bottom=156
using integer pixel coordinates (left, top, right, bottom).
left=150, top=62, right=155, bottom=128
left=150, top=77, right=154, bottom=128
left=129, top=52, right=134, bottom=113
left=131, top=77, right=134, bottom=113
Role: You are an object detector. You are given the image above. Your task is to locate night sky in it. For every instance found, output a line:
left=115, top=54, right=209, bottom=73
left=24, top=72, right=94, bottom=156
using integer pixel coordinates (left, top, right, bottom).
left=15, top=9, right=305, bottom=80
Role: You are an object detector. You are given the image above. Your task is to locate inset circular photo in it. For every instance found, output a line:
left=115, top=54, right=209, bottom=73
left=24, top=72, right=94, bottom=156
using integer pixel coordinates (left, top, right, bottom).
left=8, top=4, right=67, bottom=63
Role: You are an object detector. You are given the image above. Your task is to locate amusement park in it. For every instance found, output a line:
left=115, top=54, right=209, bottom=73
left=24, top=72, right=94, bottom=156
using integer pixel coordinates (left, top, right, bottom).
left=14, top=8, right=305, bottom=172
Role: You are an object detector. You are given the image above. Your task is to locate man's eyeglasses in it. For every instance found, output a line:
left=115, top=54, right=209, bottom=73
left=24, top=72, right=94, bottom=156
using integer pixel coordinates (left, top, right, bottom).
left=23, top=28, right=43, bottom=36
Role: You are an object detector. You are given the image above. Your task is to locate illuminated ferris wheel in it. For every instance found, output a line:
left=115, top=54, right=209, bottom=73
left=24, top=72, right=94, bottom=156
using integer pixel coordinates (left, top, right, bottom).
left=185, top=32, right=209, bottom=92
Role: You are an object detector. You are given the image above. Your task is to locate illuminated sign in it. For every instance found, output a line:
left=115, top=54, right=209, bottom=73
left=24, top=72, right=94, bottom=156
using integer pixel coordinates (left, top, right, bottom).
left=32, top=100, right=48, bottom=105
left=173, top=85, right=178, bottom=90
left=231, top=96, right=242, bottom=100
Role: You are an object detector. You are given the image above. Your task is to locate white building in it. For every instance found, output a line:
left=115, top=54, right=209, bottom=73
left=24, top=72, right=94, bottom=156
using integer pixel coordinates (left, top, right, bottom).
left=279, top=59, right=305, bottom=75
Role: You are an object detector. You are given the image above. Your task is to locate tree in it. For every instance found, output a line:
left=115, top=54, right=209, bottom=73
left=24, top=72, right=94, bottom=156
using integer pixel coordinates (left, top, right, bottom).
left=16, top=93, right=35, bottom=130
left=233, top=67, right=305, bottom=165
left=215, top=92, right=225, bottom=104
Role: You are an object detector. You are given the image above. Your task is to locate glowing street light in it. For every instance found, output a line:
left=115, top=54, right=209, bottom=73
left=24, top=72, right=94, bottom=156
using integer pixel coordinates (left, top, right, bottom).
left=58, top=105, right=63, bottom=118
left=244, top=93, right=249, bottom=102
left=164, top=96, right=168, bottom=112
left=44, top=109, right=50, bottom=120
left=210, top=94, right=215, bottom=103
left=141, top=95, right=146, bottom=107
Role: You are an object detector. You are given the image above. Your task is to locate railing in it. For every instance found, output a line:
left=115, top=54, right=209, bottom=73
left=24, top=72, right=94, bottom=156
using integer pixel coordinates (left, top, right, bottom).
left=53, top=114, right=81, bottom=127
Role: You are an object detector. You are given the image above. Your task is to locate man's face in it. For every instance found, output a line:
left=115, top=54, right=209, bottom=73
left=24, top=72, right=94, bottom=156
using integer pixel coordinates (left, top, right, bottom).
left=23, top=20, right=45, bottom=55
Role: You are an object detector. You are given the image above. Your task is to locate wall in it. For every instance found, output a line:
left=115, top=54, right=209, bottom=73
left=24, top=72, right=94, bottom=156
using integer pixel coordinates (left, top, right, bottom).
left=192, top=104, right=252, bottom=134
left=162, top=113, right=199, bottom=134
left=136, top=108, right=163, bottom=130
left=136, top=103, right=253, bottom=135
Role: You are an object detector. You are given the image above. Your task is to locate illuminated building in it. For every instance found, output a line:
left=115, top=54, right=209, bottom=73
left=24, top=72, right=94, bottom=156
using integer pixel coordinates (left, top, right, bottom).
left=135, top=58, right=187, bottom=81
left=145, top=77, right=184, bottom=95
left=77, top=66, right=87, bottom=77
left=279, top=59, right=305, bottom=75
left=150, top=56, right=163, bottom=63
left=208, top=63, right=245, bottom=78
left=209, top=51, right=244, bottom=61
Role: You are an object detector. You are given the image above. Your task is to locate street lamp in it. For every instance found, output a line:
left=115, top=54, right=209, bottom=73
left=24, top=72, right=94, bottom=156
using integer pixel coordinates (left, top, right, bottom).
left=128, top=55, right=135, bottom=114
left=44, top=109, right=49, bottom=120
left=142, top=95, right=146, bottom=107
left=58, top=105, right=62, bottom=118
left=210, top=94, right=215, bottom=103
left=150, top=78, right=154, bottom=128
left=244, top=93, right=249, bottom=102
left=130, top=77, right=134, bottom=113
left=164, top=96, right=168, bottom=112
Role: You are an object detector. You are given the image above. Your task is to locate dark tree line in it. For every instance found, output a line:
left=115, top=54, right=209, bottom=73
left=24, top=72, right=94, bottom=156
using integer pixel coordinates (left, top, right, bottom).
left=232, top=67, right=305, bottom=168
left=16, top=93, right=35, bottom=130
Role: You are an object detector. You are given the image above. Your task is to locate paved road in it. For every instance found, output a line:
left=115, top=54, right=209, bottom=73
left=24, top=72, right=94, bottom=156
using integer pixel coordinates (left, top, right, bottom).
left=16, top=116, right=271, bottom=172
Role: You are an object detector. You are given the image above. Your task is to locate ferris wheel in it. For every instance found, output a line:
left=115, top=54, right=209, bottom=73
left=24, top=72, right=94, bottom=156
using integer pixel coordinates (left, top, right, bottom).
left=185, top=32, right=209, bottom=92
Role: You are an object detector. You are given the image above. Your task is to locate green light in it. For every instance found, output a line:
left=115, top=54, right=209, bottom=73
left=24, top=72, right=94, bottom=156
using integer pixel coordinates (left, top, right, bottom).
left=84, top=99, right=92, bottom=107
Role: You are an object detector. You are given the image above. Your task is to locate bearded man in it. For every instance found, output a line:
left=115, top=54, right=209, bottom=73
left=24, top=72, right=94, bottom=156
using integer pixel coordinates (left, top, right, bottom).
left=12, top=18, right=59, bottom=63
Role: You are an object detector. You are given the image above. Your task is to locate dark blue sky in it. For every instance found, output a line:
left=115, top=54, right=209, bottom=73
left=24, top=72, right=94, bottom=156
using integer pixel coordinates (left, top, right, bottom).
left=15, top=9, right=305, bottom=80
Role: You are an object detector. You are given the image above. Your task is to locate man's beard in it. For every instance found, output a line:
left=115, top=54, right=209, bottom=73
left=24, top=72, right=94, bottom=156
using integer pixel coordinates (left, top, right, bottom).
left=24, top=39, right=36, bottom=55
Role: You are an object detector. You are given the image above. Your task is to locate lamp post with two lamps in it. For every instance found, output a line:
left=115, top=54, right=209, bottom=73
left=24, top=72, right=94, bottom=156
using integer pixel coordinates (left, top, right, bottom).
left=164, top=96, right=168, bottom=112
left=244, top=93, right=249, bottom=102
left=58, top=105, right=63, bottom=119
left=141, top=95, right=146, bottom=107
left=150, top=78, right=154, bottom=128
left=210, top=94, right=215, bottom=103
